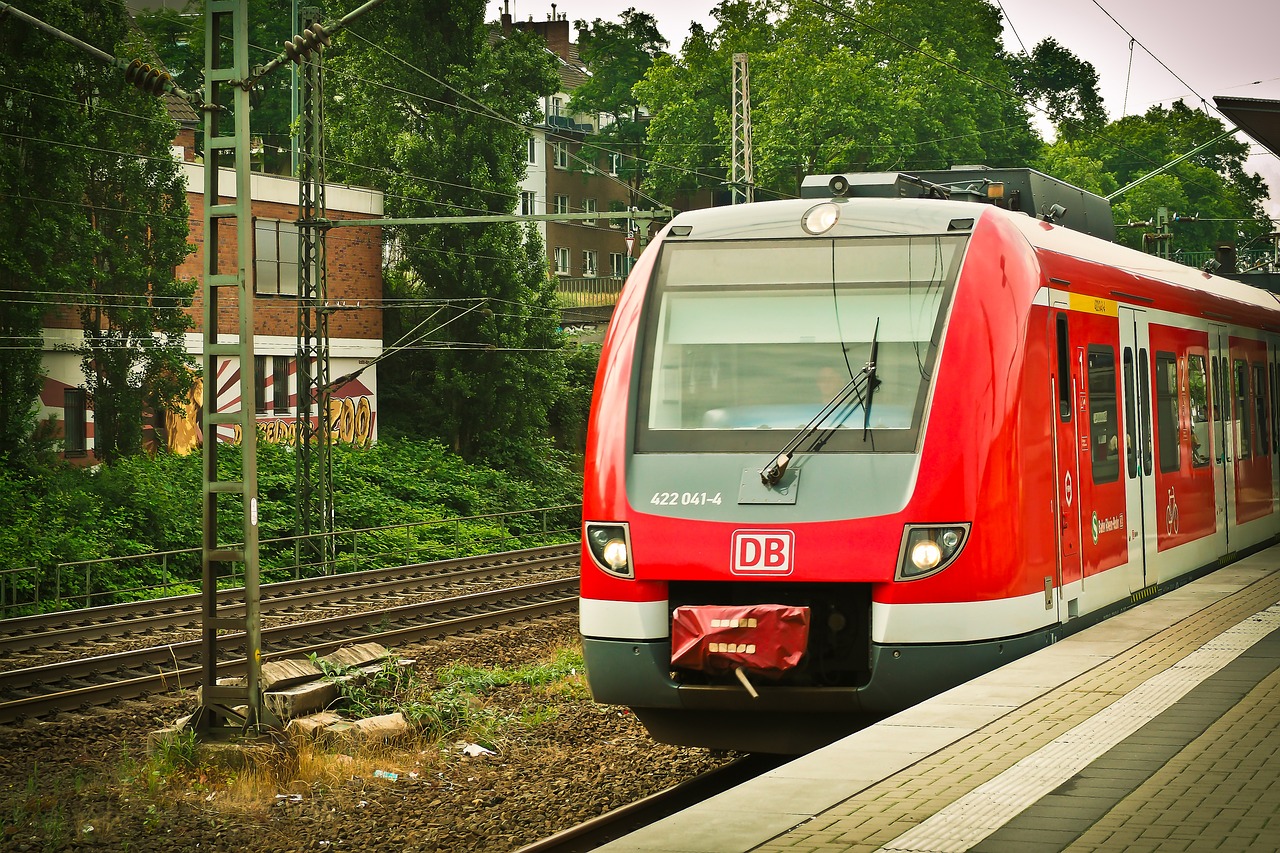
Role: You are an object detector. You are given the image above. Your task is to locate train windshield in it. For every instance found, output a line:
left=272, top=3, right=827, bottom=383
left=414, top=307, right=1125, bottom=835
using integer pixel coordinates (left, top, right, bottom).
left=636, top=235, right=965, bottom=453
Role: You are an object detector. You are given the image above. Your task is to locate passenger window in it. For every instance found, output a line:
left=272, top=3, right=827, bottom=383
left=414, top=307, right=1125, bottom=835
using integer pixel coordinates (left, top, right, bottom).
left=1253, top=363, right=1269, bottom=456
left=1188, top=355, right=1209, bottom=468
left=1235, top=360, right=1251, bottom=460
left=1087, top=345, right=1120, bottom=484
left=1155, top=352, right=1179, bottom=473
left=1123, top=347, right=1137, bottom=478
left=1055, top=314, right=1071, bottom=422
left=1271, top=362, right=1279, bottom=453
left=1138, top=349, right=1153, bottom=476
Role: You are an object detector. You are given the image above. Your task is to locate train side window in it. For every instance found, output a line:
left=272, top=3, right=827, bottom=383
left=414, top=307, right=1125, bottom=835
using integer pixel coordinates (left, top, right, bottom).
left=1138, top=348, right=1153, bottom=476
left=1188, top=355, right=1209, bottom=468
left=1252, top=362, right=1270, bottom=456
left=1055, top=313, right=1071, bottom=422
left=1155, top=352, right=1180, bottom=473
left=1271, top=362, right=1279, bottom=453
left=1087, top=345, right=1120, bottom=484
left=1235, top=359, right=1251, bottom=460
left=1123, top=347, right=1139, bottom=478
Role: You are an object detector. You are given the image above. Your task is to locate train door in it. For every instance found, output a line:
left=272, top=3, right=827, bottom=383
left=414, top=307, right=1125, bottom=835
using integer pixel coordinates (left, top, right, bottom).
left=1119, top=307, right=1154, bottom=592
left=1050, top=310, right=1082, bottom=617
left=1210, top=327, right=1235, bottom=548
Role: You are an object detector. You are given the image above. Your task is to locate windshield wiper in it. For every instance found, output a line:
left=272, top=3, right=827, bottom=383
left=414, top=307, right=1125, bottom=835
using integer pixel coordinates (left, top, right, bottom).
left=863, top=327, right=880, bottom=440
left=760, top=321, right=880, bottom=488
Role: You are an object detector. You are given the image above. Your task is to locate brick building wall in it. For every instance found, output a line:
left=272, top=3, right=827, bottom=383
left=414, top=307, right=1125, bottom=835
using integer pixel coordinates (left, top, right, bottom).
left=38, top=162, right=385, bottom=459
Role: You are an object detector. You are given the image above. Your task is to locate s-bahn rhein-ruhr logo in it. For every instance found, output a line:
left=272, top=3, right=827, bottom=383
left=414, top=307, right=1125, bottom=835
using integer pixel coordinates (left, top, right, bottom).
left=731, top=530, right=794, bottom=576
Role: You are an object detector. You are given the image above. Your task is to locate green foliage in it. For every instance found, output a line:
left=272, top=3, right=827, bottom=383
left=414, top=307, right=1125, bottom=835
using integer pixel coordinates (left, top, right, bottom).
left=324, top=1, right=579, bottom=471
left=0, top=439, right=579, bottom=612
left=633, top=0, right=1111, bottom=200
left=133, top=2, right=295, bottom=173
left=147, top=729, right=200, bottom=777
left=0, top=0, right=196, bottom=468
left=1037, top=101, right=1269, bottom=254
left=438, top=647, right=585, bottom=692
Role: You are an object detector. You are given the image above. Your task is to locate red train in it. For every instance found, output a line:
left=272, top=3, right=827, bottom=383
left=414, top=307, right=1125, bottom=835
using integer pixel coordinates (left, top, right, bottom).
left=579, top=169, right=1280, bottom=753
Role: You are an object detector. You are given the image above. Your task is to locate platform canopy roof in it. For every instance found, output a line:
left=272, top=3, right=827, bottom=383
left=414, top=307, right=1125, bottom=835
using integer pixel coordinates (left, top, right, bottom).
left=1214, top=96, right=1280, bottom=159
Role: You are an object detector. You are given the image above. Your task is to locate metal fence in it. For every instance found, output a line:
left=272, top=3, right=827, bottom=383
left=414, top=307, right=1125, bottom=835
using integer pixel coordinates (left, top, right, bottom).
left=0, top=503, right=581, bottom=617
left=556, top=276, right=625, bottom=308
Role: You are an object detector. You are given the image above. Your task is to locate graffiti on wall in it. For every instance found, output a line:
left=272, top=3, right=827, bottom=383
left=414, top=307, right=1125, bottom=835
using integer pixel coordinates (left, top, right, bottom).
left=255, top=396, right=376, bottom=447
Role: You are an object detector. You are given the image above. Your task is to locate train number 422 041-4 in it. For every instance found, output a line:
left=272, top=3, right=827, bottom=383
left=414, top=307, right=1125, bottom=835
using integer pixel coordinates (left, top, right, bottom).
left=650, top=491, right=723, bottom=506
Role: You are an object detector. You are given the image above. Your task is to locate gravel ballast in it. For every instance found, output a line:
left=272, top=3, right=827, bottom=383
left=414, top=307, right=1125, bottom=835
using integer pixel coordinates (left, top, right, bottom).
left=0, top=615, right=737, bottom=852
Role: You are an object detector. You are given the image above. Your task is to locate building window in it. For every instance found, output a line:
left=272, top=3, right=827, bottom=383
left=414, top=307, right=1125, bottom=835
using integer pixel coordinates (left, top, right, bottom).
left=553, top=142, right=569, bottom=169
left=553, top=194, right=570, bottom=215
left=526, top=136, right=537, bottom=165
left=273, top=356, right=290, bottom=414
left=254, top=218, right=299, bottom=296
left=583, top=197, right=597, bottom=225
left=64, top=388, right=87, bottom=456
left=520, top=191, right=537, bottom=216
left=610, top=252, right=625, bottom=277
left=582, top=250, right=598, bottom=277
left=254, top=355, right=269, bottom=414
left=554, top=246, right=570, bottom=275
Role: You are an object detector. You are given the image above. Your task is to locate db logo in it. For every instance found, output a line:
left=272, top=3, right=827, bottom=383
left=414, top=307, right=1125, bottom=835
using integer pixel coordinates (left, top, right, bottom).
left=731, top=530, right=794, bottom=576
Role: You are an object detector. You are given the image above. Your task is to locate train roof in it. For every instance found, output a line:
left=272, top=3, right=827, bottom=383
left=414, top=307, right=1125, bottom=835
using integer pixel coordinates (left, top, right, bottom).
left=662, top=197, right=1280, bottom=328
left=1004, top=208, right=1280, bottom=325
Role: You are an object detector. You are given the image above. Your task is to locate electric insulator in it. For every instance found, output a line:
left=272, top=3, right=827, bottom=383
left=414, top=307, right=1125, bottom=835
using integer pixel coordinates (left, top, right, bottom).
left=123, top=59, right=171, bottom=96
left=284, top=23, right=330, bottom=64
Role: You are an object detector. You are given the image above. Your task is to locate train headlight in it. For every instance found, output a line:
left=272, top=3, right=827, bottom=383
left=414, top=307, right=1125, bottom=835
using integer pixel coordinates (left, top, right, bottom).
left=585, top=522, right=634, bottom=579
left=896, top=524, right=970, bottom=581
left=802, top=202, right=841, bottom=235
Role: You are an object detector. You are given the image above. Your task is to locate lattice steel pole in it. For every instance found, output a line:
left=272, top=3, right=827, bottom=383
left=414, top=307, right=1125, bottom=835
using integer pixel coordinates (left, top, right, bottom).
left=190, top=0, right=276, bottom=736
left=731, top=53, right=754, bottom=205
left=294, top=5, right=335, bottom=574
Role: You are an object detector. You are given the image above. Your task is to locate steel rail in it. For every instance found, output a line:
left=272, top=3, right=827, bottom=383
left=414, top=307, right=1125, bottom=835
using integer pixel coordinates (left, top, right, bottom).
left=0, top=578, right=577, bottom=724
left=0, top=544, right=577, bottom=658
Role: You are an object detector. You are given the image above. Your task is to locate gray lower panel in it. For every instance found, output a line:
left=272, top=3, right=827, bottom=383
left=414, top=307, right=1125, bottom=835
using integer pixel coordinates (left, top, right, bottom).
left=582, top=627, right=1058, bottom=718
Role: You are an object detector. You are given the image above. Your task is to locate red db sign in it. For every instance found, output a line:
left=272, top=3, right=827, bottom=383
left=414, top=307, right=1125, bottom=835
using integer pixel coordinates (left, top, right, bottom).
left=731, top=530, right=794, bottom=576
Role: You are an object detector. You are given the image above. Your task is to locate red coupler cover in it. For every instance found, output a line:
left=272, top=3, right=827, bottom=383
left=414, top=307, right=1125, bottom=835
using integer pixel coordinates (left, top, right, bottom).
left=670, top=604, right=810, bottom=676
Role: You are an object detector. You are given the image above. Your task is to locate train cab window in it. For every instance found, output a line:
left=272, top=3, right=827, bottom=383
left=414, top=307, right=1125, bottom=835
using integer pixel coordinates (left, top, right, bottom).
left=1252, top=363, right=1269, bottom=456
left=1235, top=360, right=1251, bottom=460
left=1188, top=355, right=1209, bottom=468
left=1155, top=352, right=1180, bottom=473
left=1138, top=349, right=1153, bottom=476
left=635, top=235, right=966, bottom=453
left=1087, top=345, right=1120, bottom=484
left=1056, top=314, right=1071, bottom=422
left=1123, top=347, right=1138, bottom=478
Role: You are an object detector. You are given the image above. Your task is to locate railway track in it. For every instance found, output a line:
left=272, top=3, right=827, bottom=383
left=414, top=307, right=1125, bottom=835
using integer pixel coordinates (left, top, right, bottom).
left=0, top=545, right=579, bottom=724
left=513, top=754, right=787, bottom=853
left=0, top=544, right=577, bottom=669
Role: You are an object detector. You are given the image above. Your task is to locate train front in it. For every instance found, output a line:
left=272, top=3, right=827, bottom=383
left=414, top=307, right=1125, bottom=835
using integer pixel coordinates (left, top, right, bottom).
left=580, top=195, right=1033, bottom=753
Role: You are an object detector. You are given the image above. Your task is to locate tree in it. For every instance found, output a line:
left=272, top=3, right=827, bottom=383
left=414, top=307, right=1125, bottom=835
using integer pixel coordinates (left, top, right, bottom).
left=634, top=0, right=1066, bottom=201
left=134, top=2, right=295, bottom=174
left=0, top=0, right=195, bottom=466
left=0, top=1, right=93, bottom=466
left=1005, top=37, right=1106, bottom=138
left=1038, top=101, right=1269, bottom=255
left=569, top=10, right=669, bottom=200
left=325, top=0, right=569, bottom=469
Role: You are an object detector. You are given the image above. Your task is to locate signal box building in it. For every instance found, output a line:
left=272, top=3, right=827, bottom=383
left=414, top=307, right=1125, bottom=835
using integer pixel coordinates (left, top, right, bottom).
left=39, top=120, right=385, bottom=461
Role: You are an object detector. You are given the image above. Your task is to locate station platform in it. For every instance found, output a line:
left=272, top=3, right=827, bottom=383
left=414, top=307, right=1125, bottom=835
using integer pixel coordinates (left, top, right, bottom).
left=598, top=547, right=1280, bottom=853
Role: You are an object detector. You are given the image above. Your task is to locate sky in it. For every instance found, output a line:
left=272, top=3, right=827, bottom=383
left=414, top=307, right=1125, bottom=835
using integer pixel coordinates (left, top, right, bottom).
left=496, top=0, right=1280, bottom=219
